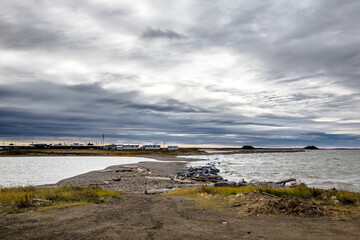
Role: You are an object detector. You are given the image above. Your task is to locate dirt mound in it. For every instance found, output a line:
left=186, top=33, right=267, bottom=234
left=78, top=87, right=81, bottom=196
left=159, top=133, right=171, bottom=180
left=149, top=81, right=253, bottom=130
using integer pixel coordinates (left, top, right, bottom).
left=234, top=192, right=325, bottom=217
left=253, top=196, right=325, bottom=217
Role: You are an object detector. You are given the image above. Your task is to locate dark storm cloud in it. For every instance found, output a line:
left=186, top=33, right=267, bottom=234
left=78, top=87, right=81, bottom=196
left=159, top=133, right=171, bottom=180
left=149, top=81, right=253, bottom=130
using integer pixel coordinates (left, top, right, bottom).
left=0, top=81, right=295, bottom=144
left=0, top=81, right=208, bottom=114
left=142, top=28, right=185, bottom=39
left=0, top=82, right=214, bottom=141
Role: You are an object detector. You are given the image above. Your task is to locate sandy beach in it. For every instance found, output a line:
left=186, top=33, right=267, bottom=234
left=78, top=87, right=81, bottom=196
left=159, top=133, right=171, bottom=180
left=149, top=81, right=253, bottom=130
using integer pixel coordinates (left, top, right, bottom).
left=1, top=153, right=360, bottom=240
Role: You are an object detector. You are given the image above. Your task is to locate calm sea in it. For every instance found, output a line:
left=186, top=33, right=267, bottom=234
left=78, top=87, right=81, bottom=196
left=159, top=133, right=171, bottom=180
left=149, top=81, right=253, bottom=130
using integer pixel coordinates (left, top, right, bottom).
left=185, top=150, right=360, bottom=192
left=0, top=156, right=157, bottom=187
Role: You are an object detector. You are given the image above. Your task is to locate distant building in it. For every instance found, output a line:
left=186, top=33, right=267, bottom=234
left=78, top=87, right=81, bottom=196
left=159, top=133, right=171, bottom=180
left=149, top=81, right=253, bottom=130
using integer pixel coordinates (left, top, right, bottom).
left=72, top=143, right=82, bottom=146
left=142, top=144, right=161, bottom=150
left=121, top=144, right=139, bottom=150
left=167, top=145, right=179, bottom=150
left=31, top=144, right=49, bottom=149
left=104, top=144, right=117, bottom=150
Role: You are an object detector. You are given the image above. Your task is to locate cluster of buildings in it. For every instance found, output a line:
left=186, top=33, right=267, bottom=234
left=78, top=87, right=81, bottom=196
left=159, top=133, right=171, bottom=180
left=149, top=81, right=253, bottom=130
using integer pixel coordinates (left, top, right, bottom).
left=105, top=144, right=179, bottom=150
left=0, top=142, right=179, bottom=150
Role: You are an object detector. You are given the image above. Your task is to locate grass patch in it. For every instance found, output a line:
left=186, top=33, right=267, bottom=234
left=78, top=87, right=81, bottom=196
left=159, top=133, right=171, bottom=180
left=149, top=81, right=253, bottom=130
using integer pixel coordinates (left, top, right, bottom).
left=166, top=186, right=360, bottom=206
left=0, top=185, right=122, bottom=214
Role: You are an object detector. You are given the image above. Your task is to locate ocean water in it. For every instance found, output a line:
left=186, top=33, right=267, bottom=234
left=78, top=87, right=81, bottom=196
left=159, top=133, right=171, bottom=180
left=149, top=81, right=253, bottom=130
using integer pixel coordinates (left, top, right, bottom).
left=184, top=150, right=360, bottom=192
left=0, top=156, right=157, bottom=187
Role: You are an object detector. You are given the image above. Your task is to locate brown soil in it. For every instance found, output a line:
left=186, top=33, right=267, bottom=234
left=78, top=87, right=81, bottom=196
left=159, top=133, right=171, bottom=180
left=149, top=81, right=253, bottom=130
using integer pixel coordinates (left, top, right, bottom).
left=1, top=193, right=359, bottom=240
left=232, top=192, right=326, bottom=217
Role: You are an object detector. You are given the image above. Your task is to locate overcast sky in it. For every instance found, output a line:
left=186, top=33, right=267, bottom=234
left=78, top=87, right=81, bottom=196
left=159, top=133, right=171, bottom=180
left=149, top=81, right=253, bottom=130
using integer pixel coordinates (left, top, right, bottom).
left=1, top=0, right=360, bottom=147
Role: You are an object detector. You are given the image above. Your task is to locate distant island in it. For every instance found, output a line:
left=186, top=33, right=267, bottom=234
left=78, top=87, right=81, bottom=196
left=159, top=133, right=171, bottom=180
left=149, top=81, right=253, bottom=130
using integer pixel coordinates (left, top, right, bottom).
left=304, top=146, right=319, bottom=149
left=241, top=145, right=255, bottom=149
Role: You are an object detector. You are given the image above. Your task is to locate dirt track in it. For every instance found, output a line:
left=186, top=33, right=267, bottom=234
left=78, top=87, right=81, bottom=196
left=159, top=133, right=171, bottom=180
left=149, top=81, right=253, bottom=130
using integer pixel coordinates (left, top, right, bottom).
left=1, top=193, right=359, bottom=240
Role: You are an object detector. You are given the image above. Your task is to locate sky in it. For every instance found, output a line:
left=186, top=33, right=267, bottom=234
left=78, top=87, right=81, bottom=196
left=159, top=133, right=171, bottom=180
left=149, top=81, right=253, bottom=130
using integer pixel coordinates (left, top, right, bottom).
left=0, top=0, right=360, bottom=147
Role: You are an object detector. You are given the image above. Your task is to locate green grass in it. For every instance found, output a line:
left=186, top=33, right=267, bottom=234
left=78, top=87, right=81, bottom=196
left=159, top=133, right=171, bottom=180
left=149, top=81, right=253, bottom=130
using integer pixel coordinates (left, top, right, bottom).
left=166, top=186, right=360, bottom=206
left=0, top=186, right=122, bottom=214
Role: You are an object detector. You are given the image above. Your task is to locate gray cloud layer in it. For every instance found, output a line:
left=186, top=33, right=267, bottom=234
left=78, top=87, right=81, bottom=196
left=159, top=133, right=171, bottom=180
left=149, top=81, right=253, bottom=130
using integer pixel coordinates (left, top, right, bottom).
left=142, top=28, right=185, bottom=39
left=0, top=0, right=359, bottom=147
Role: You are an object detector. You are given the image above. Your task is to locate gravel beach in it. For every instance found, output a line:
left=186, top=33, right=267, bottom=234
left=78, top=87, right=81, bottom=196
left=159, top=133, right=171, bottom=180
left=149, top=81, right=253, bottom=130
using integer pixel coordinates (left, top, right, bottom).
left=52, top=155, right=200, bottom=193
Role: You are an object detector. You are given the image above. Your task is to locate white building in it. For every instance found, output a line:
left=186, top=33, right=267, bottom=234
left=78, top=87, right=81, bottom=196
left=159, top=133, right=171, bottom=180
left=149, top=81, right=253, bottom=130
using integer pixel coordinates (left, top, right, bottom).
left=121, top=144, right=139, bottom=150
left=142, top=144, right=161, bottom=150
left=167, top=145, right=179, bottom=150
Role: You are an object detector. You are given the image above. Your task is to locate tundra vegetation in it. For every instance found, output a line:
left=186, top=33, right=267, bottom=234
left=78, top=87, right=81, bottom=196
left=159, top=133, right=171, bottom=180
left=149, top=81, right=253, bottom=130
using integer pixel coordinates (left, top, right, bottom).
left=168, top=186, right=360, bottom=204
left=0, top=148, right=201, bottom=156
left=166, top=186, right=360, bottom=219
left=0, top=186, right=122, bottom=214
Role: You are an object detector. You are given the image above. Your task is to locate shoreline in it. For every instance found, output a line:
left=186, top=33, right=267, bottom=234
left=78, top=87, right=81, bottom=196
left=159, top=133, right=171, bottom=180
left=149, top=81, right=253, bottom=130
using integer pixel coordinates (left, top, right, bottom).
left=2, top=150, right=359, bottom=192
left=0, top=154, right=202, bottom=189
left=0, top=147, right=305, bottom=157
left=33, top=154, right=202, bottom=192
left=51, top=154, right=206, bottom=193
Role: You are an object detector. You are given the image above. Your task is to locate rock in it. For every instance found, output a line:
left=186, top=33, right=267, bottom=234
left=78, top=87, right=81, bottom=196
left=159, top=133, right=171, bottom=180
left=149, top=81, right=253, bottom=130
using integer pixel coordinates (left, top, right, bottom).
left=33, top=198, right=52, bottom=203
left=214, top=181, right=237, bottom=187
left=136, top=167, right=148, bottom=173
left=193, top=175, right=223, bottom=182
left=214, top=181, right=228, bottom=187
left=237, top=179, right=248, bottom=187
left=235, top=193, right=244, bottom=197
left=116, top=169, right=133, bottom=172
left=112, top=176, right=122, bottom=182
left=177, top=162, right=225, bottom=183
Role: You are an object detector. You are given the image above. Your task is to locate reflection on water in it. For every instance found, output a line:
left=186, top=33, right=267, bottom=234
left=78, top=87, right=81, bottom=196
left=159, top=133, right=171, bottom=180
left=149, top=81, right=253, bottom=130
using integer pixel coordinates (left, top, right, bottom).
left=0, top=156, right=157, bottom=187
left=184, top=150, right=360, bottom=191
